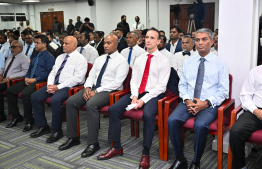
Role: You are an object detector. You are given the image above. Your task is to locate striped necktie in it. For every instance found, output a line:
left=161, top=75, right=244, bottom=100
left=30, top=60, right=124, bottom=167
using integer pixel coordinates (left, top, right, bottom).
left=54, top=54, right=70, bottom=85
left=30, top=53, right=40, bottom=78
left=193, top=57, right=205, bottom=99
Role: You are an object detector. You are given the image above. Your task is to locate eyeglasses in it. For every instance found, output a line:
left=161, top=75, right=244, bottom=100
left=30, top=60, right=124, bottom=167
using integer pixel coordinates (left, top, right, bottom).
left=9, top=46, right=20, bottom=49
left=25, top=38, right=32, bottom=39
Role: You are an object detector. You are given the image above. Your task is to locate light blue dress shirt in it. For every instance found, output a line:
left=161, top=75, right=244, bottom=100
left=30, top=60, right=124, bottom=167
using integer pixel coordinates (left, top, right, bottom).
left=0, top=52, right=4, bottom=69
left=0, top=42, right=11, bottom=58
left=179, top=52, right=229, bottom=106
left=22, top=42, right=35, bottom=58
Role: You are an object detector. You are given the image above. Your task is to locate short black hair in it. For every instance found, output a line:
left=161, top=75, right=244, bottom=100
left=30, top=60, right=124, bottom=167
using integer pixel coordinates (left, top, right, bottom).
left=82, top=32, right=90, bottom=42
left=115, top=27, right=123, bottom=32
left=84, top=17, right=90, bottom=22
left=160, top=35, right=167, bottom=43
left=159, top=30, right=165, bottom=35
left=35, top=35, right=49, bottom=46
left=121, top=15, right=126, bottom=20
left=46, top=31, right=54, bottom=39
left=94, top=31, right=103, bottom=38
left=10, top=34, right=18, bottom=40
left=1, top=34, right=7, bottom=40
left=89, top=31, right=94, bottom=35
left=170, top=26, right=181, bottom=33
left=141, top=29, right=148, bottom=36
left=147, top=27, right=161, bottom=40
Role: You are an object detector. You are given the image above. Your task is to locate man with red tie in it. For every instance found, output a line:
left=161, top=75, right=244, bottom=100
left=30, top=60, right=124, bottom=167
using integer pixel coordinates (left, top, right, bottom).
left=97, top=28, right=170, bottom=169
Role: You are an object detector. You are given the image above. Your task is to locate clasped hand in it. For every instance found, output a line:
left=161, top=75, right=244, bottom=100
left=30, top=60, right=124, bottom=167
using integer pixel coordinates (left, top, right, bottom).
left=83, top=87, right=96, bottom=101
left=131, top=96, right=144, bottom=110
left=185, top=98, right=208, bottom=115
left=46, top=85, right=58, bottom=94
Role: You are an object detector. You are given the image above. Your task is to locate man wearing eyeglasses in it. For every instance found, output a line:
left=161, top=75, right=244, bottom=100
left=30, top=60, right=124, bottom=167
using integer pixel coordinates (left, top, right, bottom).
left=22, top=34, right=35, bottom=58
left=0, top=40, right=30, bottom=123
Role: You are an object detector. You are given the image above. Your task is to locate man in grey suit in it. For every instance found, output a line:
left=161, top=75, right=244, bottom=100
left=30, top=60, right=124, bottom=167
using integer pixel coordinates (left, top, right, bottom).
left=0, top=40, right=30, bottom=122
left=58, top=34, right=129, bottom=158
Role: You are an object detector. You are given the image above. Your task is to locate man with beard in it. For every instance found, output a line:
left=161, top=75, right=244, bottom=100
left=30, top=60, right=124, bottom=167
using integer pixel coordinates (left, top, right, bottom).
left=22, top=34, right=35, bottom=58
left=0, top=34, right=10, bottom=58
left=120, top=31, right=145, bottom=68
left=158, top=35, right=173, bottom=64
left=77, top=32, right=98, bottom=64
left=67, top=19, right=75, bottom=35
left=117, top=15, right=130, bottom=38
left=53, top=17, right=63, bottom=34
left=0, top=41, right=30, bottom=122
left=75, top=16, right=82, bottom=32
left=115, top=28, right=128, bottom=48
left=55, top=33, right=67, bottom=57
left=132, top=16, right=145, bottom=31
left=166, top=26, right=182, bottom=54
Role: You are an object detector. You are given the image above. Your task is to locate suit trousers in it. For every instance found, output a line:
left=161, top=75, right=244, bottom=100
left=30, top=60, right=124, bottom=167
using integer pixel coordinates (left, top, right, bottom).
left=6, top=80, right=44, bottom=121
left=31, top=85, right=69, bottom=131
left=0, top=82, right=7, bottom=116
left=230, top=111, right=262, bottom=169
left=66, top=88, right=111, bottom=144
left=108, top=93, right=164, bottom=150
left=168, top=102, right=218, bottom=163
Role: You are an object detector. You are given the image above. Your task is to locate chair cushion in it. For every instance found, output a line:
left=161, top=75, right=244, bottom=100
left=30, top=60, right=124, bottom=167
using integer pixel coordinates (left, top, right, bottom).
left=99, top=105, right=110, bottom=112
left=123, top=110, right=158, bottom=120
left=2, top=91, right=6, bottom=95
left=45, top=97, right=67, bottom=105
left=18, top=92, right=21, bottom=98
left=182, top=116, right=229, bottom=131
left=248, top=129, right=262, bottom=143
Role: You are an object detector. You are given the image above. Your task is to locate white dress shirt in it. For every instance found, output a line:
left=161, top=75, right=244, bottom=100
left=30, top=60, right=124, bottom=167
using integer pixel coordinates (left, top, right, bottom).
left=77, top=44, right=99, bottom=64
left=0, top=52, right=4, bottom=69
left=159, top=48, right=173, bottom=66
left=212, top=50, right=218, bottom=56
left=23, top=25, right=33, bottom=30
left=211, top=46, right=216, bottom=52
left=84, top=51, right=129, bottom=93
left=22, top=42, right=35, bottom=58
left=132, top=22, right=145, bottom=30
left=240, top=65, right=262, bottom=113
left=47, top=50, right=87, bottom=90
left=120, top=45, right=146, bottom=68
left=0, top=52, right=30, bottom=78
left=0, top=42, right=11, bottom=58
left=49, top=42, right=59, bottom=50
left=170, top=41, right=178, bottom=54
left=172, top=50, right=197, bottom=77
left=130, top=49, right=171, bottom=103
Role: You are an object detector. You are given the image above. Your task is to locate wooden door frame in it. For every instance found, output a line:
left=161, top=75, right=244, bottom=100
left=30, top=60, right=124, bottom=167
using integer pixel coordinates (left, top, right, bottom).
left=40, top=11, right=64, bottom=32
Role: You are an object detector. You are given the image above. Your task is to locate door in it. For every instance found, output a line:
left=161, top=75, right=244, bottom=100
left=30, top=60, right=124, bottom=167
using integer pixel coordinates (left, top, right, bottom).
left=40, top=11, right=64, bottom=32
left=170, top=3, right=215, bottom=33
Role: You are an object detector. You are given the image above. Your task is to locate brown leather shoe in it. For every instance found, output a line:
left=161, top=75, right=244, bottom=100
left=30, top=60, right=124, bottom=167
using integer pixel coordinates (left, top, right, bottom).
left=139, top=155, right=150, bottom=169
left=97, top=147, right=123, bottom=160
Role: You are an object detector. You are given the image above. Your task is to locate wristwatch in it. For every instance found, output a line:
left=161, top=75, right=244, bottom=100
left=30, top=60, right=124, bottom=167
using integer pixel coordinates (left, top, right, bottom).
left=205, top=99, right=212, bottom=107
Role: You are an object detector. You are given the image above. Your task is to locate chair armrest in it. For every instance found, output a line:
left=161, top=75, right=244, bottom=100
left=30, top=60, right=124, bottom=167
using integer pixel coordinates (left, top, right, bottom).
left=6, top=77, right=25, bottom=88
left=109, top=88, right=130, bottom=105
left=158, top=94, right=177, bottom=125
left=11, top=78, right=24, bottom=85
left=73, top=86, right=85, bottom=94
left=217, top=99, right=235, bottom=130
left=36, top=82, right=47, bottom=91
left=164, top=95, right=180, bottom=119
left=115, top=89, right=131, bottom=102
left=229, top=104, right=243, bottom=129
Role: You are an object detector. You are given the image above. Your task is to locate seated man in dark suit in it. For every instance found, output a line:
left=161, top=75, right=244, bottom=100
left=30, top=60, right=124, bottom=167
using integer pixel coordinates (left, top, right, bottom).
left=30, top=36, right=87, bottom=142
left=91, top=31, right=104, bottom=56
left=166, top=26, right=183, bottom=54
left=97, top=28, right=170, bottom=169
left=115, top=27, right=128, bottom=48
left=168, top=28, right=229, bottom=169
left=0, top=41, right=30, bottom=122
left=6, top=35, right=55, bottom=132
left=230, top=65, right=262, bottom=169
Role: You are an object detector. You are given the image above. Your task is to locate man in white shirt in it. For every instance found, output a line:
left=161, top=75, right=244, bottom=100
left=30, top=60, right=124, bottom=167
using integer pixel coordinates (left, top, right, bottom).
left=58, top=35, right=129, bottom=158
left=158, top=35, right=173, bottom=64
left=132, top=16, right=145, bottom=31
left=121, top=31, right=145, bottom=68
left=98, top=28, right=170, bottom=169
left=172, top=35, right=197, bottom=77
left=77, top=32, right=99, bottom=64
left=230, top=65, right=262, bottom=169
left=22, top=34, right=35, bottom=58
left=17, top=21, right=24, bottom=33
left=30, top=36, right=87, bottom=143
left=23, top=20, right=33, bottom=31
left=212, top=35, right=218, bottom=56
left=0, top=34, right=10, bottom=58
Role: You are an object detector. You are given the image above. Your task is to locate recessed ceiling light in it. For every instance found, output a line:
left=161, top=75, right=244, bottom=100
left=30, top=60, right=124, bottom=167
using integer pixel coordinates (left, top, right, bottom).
left=23, top=0, right=40, bottom=2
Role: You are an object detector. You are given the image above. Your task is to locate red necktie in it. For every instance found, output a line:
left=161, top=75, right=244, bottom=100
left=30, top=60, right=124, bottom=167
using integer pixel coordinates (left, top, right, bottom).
left=139, top=54, right=153, bottom=94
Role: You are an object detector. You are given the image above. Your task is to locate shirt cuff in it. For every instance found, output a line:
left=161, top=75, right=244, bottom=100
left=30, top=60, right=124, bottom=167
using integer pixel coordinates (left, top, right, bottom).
left=96, top=87, right=103, bottom=93
left=182, top=94, right=190, bottom=103
left=207, top=96, right=216, bottom=108
left=141, top=94, right=150, bottom=104
left=57, top=83, right=63, bottom=90
left=250, top=105, right=258, bottom=114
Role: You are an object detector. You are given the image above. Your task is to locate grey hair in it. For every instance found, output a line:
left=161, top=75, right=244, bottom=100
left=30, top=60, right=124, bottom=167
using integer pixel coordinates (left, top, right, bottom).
left=127, top=31, right=138, bottom=38
left=195, top=28, right=213, bottom=40
left=12, top=40, right=23, bottom=50
left=182, top=35, right=193, bottom=41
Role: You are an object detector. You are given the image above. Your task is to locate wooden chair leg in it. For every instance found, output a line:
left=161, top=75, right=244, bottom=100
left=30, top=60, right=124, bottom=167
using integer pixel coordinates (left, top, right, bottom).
left=181, top=128, right=185, bottom=147
left=131, top=120, right=135, bottom=136
left=135, top=121, right=139, bottom=137
left=99, top=113, right=100, bottom=129
left=227, top=143, right=233, bottom=169
left=77, top=111, right=80, bottom=138
left=217, top=131, right=223, bottom=169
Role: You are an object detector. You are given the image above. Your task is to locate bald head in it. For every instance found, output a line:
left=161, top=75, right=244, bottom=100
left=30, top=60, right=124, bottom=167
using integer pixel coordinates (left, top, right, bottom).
left=104, top=35, right=118, bottom=54
left=63, top=36, right=77, bottom=54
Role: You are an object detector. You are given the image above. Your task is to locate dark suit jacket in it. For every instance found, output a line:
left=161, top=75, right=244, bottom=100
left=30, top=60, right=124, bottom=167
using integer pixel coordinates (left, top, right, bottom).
left=91, top=38, right=105, bottom=56
left=167, top=67, right=180, bottom=95
left=119, top=37, right=128, bottom=48
left=117, top=42, right=125, bottom=53
left=166, top=39, right=182, bottom=54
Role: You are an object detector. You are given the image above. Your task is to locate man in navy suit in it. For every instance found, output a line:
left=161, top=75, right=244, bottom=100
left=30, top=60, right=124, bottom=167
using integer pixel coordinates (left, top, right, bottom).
left=166, top=26, right=182, bottom=54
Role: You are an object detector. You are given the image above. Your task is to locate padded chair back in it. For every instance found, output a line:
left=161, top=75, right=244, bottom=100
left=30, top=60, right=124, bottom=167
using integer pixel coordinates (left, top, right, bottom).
left=123, top=66, right=132, bottom=89
left=86, top=63, right=93, bottom=78
left=229, top=74, right=232, bottom=99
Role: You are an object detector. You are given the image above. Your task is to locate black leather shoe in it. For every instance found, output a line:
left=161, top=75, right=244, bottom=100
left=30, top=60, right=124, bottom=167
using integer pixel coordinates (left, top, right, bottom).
left=30, top=126, right=51, bottom=138
left=169, top=159, right=188, bottom=169
left=81, top=143, right=100, bottom=158
left=189, top=162, right=200, bottom=169
left=23, top=122, right=34, bottom=132
left=6, top=116, right=23, bottom=128
left=0, top=115, right=7, bottom=123
left=58, top=138, right=80, bottom=150
left=46, top=130, right=64, bottom=143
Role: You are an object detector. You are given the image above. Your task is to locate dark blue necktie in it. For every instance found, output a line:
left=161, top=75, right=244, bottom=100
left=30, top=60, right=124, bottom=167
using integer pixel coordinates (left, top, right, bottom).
left=193, top=57, right=205, bottom=99
left=182, top=52, right=191, bottom=56
left=80, top=47, right=84, bottom=54
left=54, top=54, right=70, bottom=85
left=30, top=53, right=40, bottom=78
left=96, top=55, right=110, bottom=89
left=127, top=47, right=133, bottom=65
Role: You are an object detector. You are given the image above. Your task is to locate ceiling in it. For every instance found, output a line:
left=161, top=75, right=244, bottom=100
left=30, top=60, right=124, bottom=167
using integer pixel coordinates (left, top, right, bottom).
left=0, top=0, right=79, bottom=4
